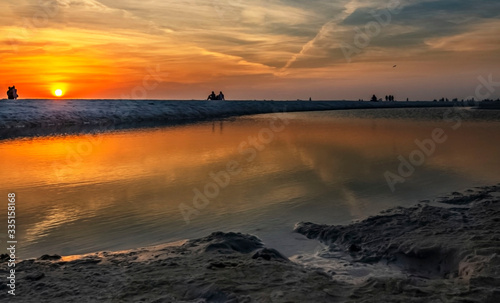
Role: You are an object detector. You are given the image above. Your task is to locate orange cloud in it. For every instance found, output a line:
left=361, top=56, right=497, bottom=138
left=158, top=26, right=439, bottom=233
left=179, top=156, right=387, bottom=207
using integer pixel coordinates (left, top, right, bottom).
left=1, top=1, right=500, bottom=100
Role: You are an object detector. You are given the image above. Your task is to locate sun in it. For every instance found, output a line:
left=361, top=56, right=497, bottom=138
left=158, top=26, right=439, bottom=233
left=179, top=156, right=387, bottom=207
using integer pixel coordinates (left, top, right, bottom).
left=54, top=89, right=64, bottom=97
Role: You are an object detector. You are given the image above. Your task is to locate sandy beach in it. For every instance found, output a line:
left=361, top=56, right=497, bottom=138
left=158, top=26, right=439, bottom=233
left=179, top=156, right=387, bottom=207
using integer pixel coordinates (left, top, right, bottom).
left=0, top=100, right=457, bottom=140
left=3, top=0, right=500, bottom=301
left=2, top=184, right=499, bottom=302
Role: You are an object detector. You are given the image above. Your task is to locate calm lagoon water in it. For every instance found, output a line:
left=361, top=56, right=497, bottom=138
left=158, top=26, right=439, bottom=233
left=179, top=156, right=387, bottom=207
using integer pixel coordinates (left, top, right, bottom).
left=1, top=108, right=500, bottom=259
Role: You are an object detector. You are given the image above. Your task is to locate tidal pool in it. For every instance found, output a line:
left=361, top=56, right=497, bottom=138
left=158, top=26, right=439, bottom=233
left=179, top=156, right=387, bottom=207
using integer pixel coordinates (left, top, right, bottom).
left=1, top=108, right=499, bottom=259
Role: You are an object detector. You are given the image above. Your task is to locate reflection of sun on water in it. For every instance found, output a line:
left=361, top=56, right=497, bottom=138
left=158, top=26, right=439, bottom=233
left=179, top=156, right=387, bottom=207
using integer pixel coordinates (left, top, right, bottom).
left=54, top=89, right=64, bottom=97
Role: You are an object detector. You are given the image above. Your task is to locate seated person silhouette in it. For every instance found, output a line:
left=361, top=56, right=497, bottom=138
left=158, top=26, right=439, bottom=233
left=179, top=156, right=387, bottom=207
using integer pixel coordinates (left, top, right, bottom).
left=12, top=86, right=18, bottom=99
left=217, top=91, right=225, bottom=100
left=207, top=91, right=217, bottom=100
left=7, top=86, right=18, bottom=100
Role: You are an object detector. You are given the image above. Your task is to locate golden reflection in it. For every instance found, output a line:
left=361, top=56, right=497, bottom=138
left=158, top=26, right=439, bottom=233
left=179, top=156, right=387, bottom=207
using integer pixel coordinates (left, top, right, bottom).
left=1, top=114, right=500, bottom=259
left=1, top=117, right=499, bottom=199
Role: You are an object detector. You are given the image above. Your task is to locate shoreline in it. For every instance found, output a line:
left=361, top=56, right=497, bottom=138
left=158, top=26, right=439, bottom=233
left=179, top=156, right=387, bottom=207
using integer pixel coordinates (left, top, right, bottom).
left=2, top=184, right=499, bottom=302
left=0, top=100, right=457, bottom=140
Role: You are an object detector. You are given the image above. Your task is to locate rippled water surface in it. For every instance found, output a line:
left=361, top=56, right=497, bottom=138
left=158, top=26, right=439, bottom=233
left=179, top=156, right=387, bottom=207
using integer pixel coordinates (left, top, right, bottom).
left=1, top=108, right=499, bottom=259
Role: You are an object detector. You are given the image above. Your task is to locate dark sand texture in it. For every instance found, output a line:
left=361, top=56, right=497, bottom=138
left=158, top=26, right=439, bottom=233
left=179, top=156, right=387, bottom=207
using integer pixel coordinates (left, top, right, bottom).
left=1, top=185, right=499, bottom=302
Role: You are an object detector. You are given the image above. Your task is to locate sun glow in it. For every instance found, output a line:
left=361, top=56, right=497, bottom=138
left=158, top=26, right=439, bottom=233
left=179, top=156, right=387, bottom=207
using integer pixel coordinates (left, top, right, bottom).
left=54, top=89, right=64, bottom=97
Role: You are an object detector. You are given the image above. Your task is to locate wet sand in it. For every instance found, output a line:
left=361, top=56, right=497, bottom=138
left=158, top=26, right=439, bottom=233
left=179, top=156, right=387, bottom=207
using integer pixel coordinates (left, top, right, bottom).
left=1, top=184, right=499, bottom=302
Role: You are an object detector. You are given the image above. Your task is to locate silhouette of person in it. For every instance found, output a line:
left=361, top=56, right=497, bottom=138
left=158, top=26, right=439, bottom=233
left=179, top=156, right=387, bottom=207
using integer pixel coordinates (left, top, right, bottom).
left=217, top=91, right=225, bottom=100
left=12, top=86, right=18, bottom=99
left=7, top=87, right=13, bottom=99
left=207, top=91, right=216, bottom=100
left=6, top=86, right=18, bottom=100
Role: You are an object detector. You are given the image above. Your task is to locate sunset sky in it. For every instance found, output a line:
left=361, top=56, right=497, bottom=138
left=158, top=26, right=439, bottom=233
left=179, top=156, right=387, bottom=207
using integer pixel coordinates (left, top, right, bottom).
left=2, top=0, right=500, bottom=100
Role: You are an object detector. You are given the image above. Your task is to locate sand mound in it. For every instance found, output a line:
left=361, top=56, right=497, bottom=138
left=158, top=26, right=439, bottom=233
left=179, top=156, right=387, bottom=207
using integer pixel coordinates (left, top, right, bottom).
left=183, top=231, right=264, bottom=254
left=295, top=185, right=500, bottom=302
left=2, top=186, right=499, bottom=302
left=0, top=232, right=345, bottom=302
